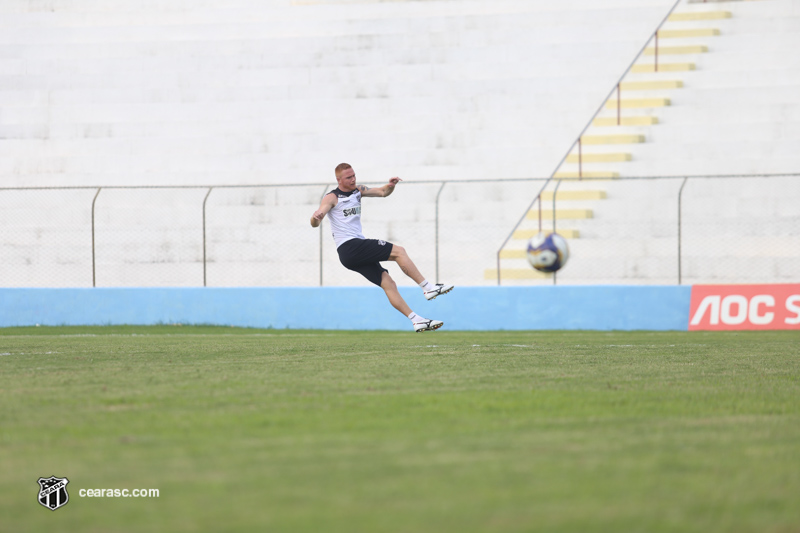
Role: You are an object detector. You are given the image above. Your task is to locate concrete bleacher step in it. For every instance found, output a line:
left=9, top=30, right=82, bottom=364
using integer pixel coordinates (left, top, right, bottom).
left=580, top=134, right=645, bottom=145
left=631, top=63, right=696, bottom=72
left=539, top=190, right=607, bottom=201
left=0, top=210, right=92, bottom=227
left=498, top=250, right=529, bottom=260
left=604, top=98, right=671, bottom=109
left=668, top=11, right=732, bottom=21
left=632, top=119, right=800, bottom=143
left=593, top=116, right=659, bottom=126
left=512, top=229, right=580, bottom=240
left=619, top=80, right=684, bottom=90
left=495, top=252, right=681, bottom=274
left=658, top=28, right=721, bottom=38
left=566, top=153, right=631, bottom=163
left=643, top=45, right=709, bottom=55
left=0, top=2, right=698, bottom=29
left=525, top=209, right=593, bottom=221
left=552, top=171, right=620, bottom=179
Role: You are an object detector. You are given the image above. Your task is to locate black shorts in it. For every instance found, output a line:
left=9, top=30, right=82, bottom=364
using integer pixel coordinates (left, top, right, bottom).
left=337, top=238, right=394, bottom=286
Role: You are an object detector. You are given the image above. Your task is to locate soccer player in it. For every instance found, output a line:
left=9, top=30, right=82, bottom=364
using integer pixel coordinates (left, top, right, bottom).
left=310, top=163, right=454, bottom=332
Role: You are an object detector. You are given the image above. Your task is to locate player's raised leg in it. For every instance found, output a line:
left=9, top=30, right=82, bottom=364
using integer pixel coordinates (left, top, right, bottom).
left=380, top=272, right=443, bottom=332
left=388, top=245, right=454, bottom=301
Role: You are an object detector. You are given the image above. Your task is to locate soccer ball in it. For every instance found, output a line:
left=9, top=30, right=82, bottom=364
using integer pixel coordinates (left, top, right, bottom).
left=526, top=232, right=569, bottom=273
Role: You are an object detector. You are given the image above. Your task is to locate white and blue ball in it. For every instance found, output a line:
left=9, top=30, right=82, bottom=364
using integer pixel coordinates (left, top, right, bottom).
left=526, top=232, right=569, bottom=273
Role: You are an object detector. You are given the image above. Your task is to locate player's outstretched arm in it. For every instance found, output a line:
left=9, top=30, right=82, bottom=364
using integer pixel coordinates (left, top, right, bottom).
left=361, top=177, right=402, bottom=198
left=311, top=193, right=337, bottom=228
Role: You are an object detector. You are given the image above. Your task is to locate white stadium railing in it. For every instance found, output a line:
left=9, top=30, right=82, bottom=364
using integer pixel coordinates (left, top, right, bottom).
left=2, top=172, right=798, bottom=288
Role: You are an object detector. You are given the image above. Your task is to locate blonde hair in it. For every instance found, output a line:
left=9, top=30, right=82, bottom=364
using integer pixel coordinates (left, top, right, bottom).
left=334, top=163, right=352, bottom=178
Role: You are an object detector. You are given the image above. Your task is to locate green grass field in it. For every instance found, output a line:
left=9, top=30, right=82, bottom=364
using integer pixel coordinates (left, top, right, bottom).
left=1, top=327, right=798, bottom=533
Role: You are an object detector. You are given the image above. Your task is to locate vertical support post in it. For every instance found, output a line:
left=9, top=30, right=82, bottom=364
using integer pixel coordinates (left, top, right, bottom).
left=617, top=83, right=621, bottom=125
left=319, top=185, right=329, bottom=286
left=677, top=176, right=688, bottom=285
left=434, top=181, right=446, bottom=283
left=654, top=31, right=659, bottom=72
left=578, top=137, right=583, bottom=180
left=91, top=188, right=101, bottom=287
left=202, top=187, right=213, bottom=287
left=552, top=179, right=562, bottom=285
left=537, top=193, right=543, bottom=232
left=496, top=248, right=501, bottom=286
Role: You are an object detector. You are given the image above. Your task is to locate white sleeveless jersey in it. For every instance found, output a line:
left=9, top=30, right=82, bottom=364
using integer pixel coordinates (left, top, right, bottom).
left=327, top=187, right=366, bottom=248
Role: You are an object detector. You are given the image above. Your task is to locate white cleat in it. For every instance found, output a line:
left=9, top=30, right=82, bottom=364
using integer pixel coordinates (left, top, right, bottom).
left=424, top=283, right=454, bottom=301
left=413, top=319, right=444, bottom=332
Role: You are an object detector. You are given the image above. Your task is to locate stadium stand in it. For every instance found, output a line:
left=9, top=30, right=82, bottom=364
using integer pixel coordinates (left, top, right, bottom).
left=492, top=0, right=800, bottom=285
left=0, top=0, right=677, bottom=187
left=1, top=0, right=798, bottom=287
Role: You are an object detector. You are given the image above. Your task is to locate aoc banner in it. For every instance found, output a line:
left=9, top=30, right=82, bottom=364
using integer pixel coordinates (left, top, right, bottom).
left=689, top=284, right=800, bottom=331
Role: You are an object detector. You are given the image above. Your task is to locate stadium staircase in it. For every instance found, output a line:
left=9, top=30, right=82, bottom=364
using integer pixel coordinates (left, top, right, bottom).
left=490, top=0, right=800, bottom=284
left=489, top=3, right=731, bottom=282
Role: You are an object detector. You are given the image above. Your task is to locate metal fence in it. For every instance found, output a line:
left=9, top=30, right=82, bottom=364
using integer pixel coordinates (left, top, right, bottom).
left=497, top=173, right=800, bottom=286
left=1, top=173, right=798, bottom=288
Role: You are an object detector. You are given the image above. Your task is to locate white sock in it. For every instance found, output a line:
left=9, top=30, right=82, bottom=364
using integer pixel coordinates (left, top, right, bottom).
left=407, top=312, right=426, bottom=323
left=419, top=280, right=435, bottom=292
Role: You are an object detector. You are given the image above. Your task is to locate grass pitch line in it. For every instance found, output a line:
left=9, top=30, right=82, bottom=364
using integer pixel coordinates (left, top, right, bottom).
left=0, top=332, right=340, bottom=338
left=0, top=351, right=61, bottom=355
left=411, top=344, right=537, bottom=349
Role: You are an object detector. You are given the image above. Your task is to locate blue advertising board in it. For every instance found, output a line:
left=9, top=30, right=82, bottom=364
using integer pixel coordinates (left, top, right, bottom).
left=0, top=286, right=691, bottom=330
